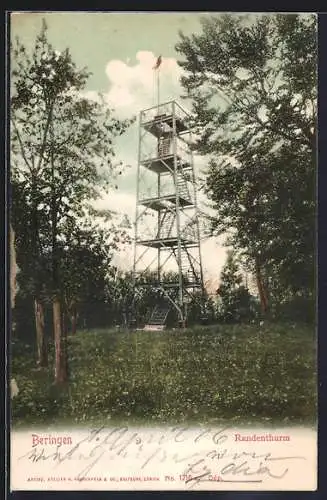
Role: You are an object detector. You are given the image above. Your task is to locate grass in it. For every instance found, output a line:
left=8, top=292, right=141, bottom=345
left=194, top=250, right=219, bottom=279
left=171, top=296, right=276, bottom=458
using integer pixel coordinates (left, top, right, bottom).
left=11, top=322, right=317, bottom=428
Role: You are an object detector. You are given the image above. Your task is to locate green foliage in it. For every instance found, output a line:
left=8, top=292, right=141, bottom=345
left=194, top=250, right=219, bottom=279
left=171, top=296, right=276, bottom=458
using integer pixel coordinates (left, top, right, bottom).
left=12, top=324, right=316, bottom=427
left=58, top=218, right=131, bottom=329
left=269, top=294, right=315, bottom=324
left=11, top=341, right=63, bottom=420
left=217, top=251, right=257, bottom=322
left=11, top=21, right=133, bottom=273
left=176, top=13, right=316, bottom=309
left=186, top=291, right=216, bottom=325
left=10, top=22, right=133, bottom=356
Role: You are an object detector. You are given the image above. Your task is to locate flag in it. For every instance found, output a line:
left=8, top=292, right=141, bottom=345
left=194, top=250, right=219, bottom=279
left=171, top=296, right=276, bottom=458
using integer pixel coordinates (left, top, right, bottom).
left=153, top=55, right=162, bottom=70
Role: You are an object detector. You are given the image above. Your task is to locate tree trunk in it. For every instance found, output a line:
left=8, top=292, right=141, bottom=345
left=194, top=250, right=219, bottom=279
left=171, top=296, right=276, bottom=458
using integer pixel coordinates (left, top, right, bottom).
left=62, top=309, right=68, bottom=338
left=255, top=258, right=269, bottom=314
left=71, top=307, right=78, bottom=335
left=53, top=297, right=67, bottom=384
left=50, top=120, right=68, bottom=385
left=34, top=298, right=48, bottom=367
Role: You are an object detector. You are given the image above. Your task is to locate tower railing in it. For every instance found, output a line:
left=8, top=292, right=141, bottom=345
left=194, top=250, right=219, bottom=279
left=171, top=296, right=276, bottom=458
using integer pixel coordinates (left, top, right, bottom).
left=140, top=100, right=194, bottom=132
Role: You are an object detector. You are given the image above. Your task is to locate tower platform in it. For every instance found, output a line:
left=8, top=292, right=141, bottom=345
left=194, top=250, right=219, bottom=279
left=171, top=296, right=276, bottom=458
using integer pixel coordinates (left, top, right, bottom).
left=141, top=155, right=191, bottom=174
left=138, top=237, right=198, bottom=249
left=139, top=195, right=194, bottom=210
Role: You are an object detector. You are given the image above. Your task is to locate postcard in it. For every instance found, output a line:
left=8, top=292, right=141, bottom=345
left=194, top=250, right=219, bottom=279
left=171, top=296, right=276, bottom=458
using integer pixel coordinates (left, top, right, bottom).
left=9, top=11, right=317, bottom=491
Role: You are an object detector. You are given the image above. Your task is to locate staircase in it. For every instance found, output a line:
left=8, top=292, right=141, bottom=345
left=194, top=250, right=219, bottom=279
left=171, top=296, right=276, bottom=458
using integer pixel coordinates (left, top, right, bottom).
left=181, top=216, right=197, bottom=241
left=157, top=210, right=175, bottom=239
left=176, top=172, right=190, bottom=201
left=144, top=303, right=170, bottom=331
left=178, top=248, right=200, bottom=286
left=180, top=249, right=191, bottom=282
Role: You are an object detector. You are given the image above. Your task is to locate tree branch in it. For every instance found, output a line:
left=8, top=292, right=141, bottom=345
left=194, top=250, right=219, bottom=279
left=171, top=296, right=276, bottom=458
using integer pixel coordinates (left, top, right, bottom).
left=11, top=119, right=33, bottom=172
left=35, top=101, right=55, bottom=176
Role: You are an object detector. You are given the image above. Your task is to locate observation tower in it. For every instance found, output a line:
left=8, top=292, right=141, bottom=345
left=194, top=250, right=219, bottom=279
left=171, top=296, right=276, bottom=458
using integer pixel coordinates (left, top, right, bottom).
left=132, top=98, right=204, bottom=329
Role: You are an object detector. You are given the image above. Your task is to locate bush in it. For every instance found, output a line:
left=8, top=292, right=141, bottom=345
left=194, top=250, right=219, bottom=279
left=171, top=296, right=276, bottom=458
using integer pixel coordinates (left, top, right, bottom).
left=270, top=294, right=316, bottom=324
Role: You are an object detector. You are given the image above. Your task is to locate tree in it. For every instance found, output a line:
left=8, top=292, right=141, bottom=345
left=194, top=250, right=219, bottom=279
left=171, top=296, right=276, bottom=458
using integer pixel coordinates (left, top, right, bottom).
left=11, top=179, right=52, bottom=364
left=176, top=13, right=316, bottom=315
left=186, top=290, right=216, bottom=325
left=59, top=215, right=131, bottom=334
left=217, top=251, right=255, bottom=322
left=11, top=21, right=133, bottom=382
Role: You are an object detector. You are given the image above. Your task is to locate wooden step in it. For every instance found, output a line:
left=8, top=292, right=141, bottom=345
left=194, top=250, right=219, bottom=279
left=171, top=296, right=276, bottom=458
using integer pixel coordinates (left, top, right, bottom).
left=143, top=324, right=165, bottom=331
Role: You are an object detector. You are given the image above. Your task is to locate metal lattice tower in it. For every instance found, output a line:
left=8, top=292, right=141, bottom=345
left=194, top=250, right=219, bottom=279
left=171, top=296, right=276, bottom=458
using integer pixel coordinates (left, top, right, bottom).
left=132, top=100, right=204, bottom=328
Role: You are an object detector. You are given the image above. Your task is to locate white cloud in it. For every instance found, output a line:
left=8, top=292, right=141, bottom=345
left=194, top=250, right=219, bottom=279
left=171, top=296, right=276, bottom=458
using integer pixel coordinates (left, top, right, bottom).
left=103, top=51, right=184, bottom=117
left=93, top=190, right=136, bottom=218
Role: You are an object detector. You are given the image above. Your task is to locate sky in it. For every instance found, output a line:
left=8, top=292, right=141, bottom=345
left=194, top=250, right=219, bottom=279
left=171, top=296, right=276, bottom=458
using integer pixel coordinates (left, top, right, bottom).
left=10, top=11, right=228, bottom=291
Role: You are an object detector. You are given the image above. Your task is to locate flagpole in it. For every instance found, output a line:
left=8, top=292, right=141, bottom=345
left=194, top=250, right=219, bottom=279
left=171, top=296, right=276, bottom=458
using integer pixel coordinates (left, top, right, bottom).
left=153, top=55, right=162, bottom=113
left=157, top=67, right=160, bottom=113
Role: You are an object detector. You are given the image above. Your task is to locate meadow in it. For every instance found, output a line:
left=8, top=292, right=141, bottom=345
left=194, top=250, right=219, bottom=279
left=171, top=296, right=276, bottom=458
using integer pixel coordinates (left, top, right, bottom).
left=11, top=322, right=317, bottom=428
